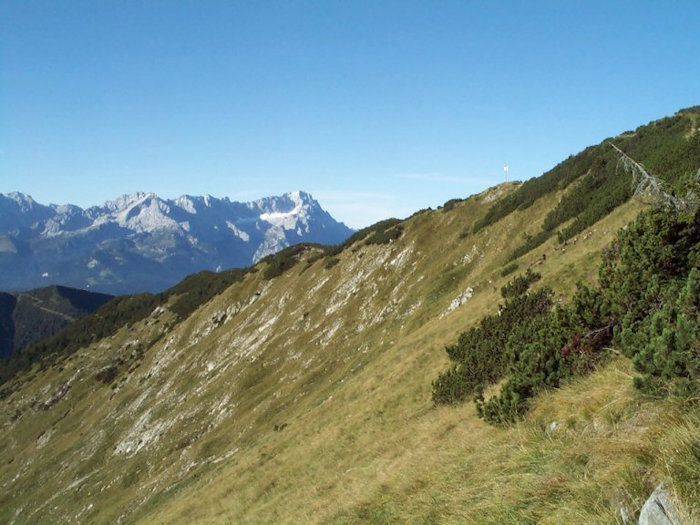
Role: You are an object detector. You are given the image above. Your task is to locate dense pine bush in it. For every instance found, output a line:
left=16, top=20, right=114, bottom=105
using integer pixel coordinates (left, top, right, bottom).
left=604, top=208, right=700, bottom=397
left=431, top=271, right=554, bottom=407
left=436, top=202, right=700, bottom=424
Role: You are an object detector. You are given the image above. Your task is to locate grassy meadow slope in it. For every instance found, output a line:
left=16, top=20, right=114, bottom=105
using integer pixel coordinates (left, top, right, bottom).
left=0, top=189, right=653, bottom=524
left=1, top=108, right=699, bottom=524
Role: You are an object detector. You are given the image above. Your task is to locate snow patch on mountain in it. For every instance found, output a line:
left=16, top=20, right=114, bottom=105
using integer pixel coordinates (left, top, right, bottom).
left=226, top=221, right=250, bottom=242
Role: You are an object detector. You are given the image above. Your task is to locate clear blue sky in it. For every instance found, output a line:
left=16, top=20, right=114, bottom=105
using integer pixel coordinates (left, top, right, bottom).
left=2, top=1, right=699, bottom=228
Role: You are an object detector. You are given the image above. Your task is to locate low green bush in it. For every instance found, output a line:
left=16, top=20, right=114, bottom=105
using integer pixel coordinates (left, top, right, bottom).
left=436, top=201, right=700, bottom=424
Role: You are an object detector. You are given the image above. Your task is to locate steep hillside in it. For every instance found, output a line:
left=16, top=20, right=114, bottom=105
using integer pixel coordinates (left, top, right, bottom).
left=0, top=108, right=699, bottom=523
left=474, top=106, right=700, bottom=259
left=0, top=286, right=113, bottom=359
left=0, top=190, right=352, bottom=294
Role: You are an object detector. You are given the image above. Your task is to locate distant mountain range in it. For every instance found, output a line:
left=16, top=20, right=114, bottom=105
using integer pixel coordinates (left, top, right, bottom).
left=0, top=190, right=353, bottom=294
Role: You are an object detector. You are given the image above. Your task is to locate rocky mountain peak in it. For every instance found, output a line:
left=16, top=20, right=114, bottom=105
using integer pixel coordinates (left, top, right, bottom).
left=4, top=192, right=39, bottom=211
left=102, top=192, right=158, bottom=213
left=0, top=190, right=352, bottom=294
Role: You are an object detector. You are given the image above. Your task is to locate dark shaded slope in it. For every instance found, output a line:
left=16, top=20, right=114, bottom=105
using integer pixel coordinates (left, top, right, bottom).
left=0, top=286, right=113, bottom=360
left=0, top=293, right=17, bottom=359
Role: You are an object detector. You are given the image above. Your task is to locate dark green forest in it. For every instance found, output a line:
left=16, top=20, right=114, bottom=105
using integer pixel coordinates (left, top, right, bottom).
left=0, top=286, right=113, bottom=360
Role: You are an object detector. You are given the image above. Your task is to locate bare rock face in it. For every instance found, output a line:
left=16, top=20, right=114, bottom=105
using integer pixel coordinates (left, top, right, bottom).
left=638, top=484, right=682, bottom=525
left=0, top=191, right=353, bottom=294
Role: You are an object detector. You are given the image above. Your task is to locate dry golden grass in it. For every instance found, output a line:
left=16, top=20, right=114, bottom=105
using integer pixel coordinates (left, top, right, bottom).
left=2, top=186, right=696, bottom=524
left=146, top=354, right=699, bottom=524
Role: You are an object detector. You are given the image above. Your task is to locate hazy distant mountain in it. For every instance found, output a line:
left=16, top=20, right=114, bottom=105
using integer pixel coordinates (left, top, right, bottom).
left=0, top=190, right=353, bottom=294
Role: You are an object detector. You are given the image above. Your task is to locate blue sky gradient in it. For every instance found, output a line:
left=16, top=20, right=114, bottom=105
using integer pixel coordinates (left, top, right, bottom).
left=2, top=1, right=699, bottom=227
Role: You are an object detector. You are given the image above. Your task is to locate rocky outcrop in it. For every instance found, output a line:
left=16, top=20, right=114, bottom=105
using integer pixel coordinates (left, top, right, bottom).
left=638, top=484, right=682, bottom=525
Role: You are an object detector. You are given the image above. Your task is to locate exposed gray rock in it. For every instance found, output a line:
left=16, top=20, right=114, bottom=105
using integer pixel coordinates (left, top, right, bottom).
left=546, top=420, right=561, bottom=434
left=620, top=504, right=631, bottom=524
left=638, top=484, right=682, bottom=525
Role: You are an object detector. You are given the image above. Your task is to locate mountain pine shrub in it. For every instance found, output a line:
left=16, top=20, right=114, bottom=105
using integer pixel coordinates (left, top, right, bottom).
left=438, top=183, right=700, bottom=424
left=478, top=108, right=700, bottom=260
left=500, top=262, right=519, bottom=277
left=475, top=302, right=613, bottom=424
left=431, top=271, right=555, bottom=407
left=500, top=268, right=541, bottom=298
left=609, top=208, right=700, bottom=397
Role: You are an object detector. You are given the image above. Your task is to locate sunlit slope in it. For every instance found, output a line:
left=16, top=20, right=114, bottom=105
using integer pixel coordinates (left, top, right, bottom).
left=0, top=180, right=652, bottom=524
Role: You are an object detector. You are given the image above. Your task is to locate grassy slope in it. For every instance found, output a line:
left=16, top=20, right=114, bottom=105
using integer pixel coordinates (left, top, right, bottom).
left=4, top=178, right=692, bottom=524
left=146, top=202, right=690, bottom=525
left=2, top=105, right=699, bottom=522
